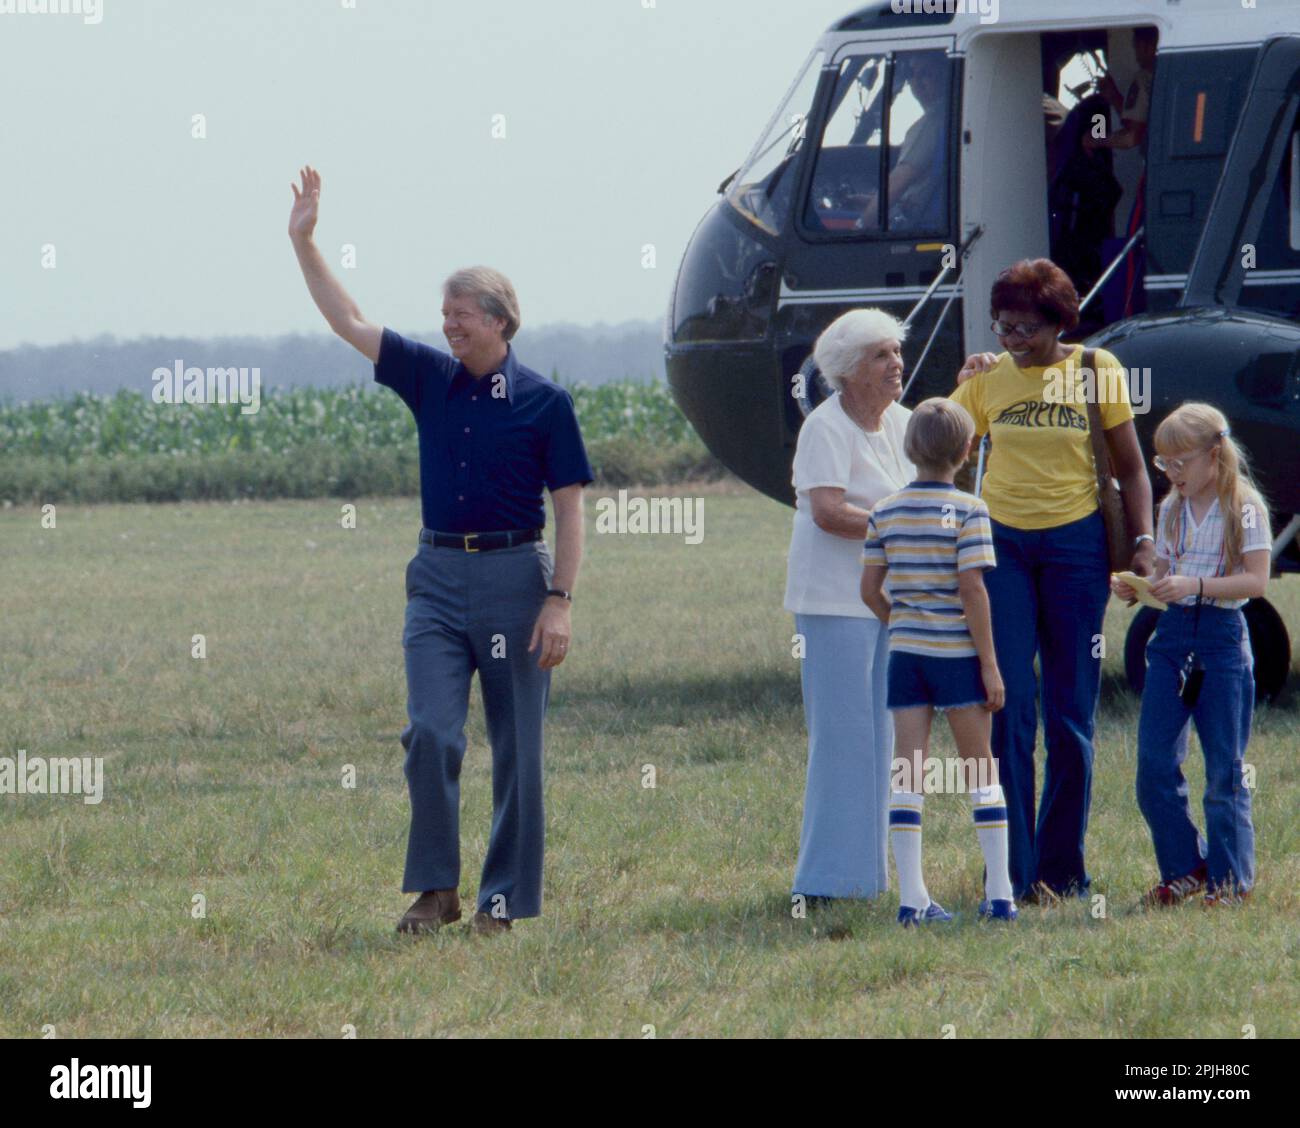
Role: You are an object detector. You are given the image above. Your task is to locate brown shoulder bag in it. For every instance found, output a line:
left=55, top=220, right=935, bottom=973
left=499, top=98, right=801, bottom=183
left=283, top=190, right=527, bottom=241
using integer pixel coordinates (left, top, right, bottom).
left=1082, top=347, right=1131, bottom=572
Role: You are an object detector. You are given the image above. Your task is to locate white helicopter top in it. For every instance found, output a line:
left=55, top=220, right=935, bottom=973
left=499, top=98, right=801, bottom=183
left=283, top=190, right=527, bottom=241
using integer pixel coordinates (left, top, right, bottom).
left=817, top=0, right=1300, bottom=54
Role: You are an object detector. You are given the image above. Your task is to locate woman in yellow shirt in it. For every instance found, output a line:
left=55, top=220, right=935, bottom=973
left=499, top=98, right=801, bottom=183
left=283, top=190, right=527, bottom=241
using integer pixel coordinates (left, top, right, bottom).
left=950, top=258, right=1156, bottom=902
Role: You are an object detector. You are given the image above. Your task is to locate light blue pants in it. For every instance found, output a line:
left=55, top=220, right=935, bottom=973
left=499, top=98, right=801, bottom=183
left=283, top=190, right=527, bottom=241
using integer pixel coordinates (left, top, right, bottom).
left=792, top=613, right=893, bottom=899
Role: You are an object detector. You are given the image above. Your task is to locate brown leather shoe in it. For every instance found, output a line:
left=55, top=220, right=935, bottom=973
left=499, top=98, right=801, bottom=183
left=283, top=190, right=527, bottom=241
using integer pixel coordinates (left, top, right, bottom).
left=471, top=910, right=512, bottom=936
left=396, top=888, right=461, bottom=934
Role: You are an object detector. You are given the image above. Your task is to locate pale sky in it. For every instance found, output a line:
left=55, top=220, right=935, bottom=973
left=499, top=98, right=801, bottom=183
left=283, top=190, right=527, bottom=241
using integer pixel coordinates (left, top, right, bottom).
left=1, top=0, right=854, bottom=350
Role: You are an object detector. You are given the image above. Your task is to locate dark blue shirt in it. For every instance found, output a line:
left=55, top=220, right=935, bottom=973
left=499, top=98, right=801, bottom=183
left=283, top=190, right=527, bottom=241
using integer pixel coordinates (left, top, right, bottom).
left=374, top=328, right=593, bottom=533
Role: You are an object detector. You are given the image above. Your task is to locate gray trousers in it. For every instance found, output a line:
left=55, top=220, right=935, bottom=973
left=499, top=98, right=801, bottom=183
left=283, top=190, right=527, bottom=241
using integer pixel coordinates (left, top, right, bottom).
left=400, top=538, right=554, bottom=919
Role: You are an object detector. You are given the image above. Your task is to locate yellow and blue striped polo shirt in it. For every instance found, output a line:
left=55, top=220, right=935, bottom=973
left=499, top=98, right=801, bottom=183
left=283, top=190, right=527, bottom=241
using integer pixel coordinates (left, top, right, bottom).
left=861, top=482, right=997, bottom=657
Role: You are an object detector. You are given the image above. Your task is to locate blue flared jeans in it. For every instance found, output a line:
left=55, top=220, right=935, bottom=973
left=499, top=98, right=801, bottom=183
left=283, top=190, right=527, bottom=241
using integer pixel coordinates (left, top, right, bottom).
left=983, top=509, right=1110, bottom=899
left=1136, top=602, right=1256, bottom=893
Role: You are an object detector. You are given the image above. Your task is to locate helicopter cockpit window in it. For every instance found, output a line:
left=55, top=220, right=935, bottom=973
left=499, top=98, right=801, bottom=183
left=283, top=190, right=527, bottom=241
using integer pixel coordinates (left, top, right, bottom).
left=803, top=50, right=951, bottom=237
left=726, top=48, right=824, bottom=236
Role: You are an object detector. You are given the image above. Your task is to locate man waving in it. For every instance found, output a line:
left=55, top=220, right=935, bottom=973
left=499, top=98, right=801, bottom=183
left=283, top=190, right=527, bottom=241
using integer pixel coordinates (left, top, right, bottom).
left=289, top=166, right=592, bottom=935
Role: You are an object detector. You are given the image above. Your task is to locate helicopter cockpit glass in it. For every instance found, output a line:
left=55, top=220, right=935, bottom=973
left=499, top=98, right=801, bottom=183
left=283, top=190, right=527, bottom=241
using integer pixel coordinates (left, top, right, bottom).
left=803, top=49, right=951, bottom=237
left=725, top=48, right=824, bottom=236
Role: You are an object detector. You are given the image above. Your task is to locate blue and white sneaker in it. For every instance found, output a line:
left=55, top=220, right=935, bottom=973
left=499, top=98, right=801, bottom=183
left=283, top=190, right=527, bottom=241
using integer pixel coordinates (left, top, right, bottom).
left=978, top=899, right=1019, bottom=921
left=897, top=901, right=953, bottom=927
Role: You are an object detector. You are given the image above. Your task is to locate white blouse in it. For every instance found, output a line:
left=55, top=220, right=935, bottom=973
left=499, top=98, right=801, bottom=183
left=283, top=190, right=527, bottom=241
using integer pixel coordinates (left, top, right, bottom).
left=784, top=395, right=916, bottom=618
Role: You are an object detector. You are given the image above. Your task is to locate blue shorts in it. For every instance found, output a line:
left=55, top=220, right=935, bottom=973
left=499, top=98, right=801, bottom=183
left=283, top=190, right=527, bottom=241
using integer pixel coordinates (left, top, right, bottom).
left=886, top=650, right=986, bottom=712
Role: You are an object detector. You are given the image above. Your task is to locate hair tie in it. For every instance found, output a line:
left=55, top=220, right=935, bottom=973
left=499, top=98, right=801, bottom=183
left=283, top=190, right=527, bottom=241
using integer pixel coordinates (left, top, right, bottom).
left=1220, top=427, right=1231, bottom=438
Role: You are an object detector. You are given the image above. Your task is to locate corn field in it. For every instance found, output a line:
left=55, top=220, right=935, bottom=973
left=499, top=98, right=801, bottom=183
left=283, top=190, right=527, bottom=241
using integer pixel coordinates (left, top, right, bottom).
left=0, top=381, right=697, bottom=460
left=0, top=381, right=723, bottom=503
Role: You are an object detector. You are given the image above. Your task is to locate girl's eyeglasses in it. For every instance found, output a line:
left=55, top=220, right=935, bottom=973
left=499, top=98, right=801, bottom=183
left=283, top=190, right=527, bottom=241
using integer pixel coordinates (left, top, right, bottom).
left=1153, top=449, right=1212, bottom=475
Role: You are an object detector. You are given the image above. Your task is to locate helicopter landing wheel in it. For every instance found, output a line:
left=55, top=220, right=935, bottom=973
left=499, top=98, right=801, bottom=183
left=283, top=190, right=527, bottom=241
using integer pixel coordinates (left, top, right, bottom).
left=1244, top=597, right=1290, bottom=703
left=1122, top=598, right=1290, bottom=703
left=795, top=354, right=832, bottom=418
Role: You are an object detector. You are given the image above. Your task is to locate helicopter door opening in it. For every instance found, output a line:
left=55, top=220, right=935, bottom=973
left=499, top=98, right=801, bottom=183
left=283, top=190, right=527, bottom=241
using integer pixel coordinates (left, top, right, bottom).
left=962, top=27, right=1160, bottom=353
left=1047, top=27, right=1159, bottom=332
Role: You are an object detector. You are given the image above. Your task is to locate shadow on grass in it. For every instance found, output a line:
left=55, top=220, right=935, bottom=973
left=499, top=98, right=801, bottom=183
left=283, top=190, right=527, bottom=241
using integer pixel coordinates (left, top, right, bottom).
left=555, top=667, right=801, bottom=729
left=1098, top=668, right=1135, bottom=707
left=628, top=890, right=914, bottom=950
left=626, top=887, right=1106, bottom=950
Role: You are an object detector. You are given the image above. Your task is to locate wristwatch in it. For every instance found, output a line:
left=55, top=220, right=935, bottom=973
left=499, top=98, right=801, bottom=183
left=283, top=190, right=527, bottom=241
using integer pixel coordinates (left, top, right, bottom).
left=546, top=588, right=572, bottom=602
left=1134, top=534, right=1155, bottom=549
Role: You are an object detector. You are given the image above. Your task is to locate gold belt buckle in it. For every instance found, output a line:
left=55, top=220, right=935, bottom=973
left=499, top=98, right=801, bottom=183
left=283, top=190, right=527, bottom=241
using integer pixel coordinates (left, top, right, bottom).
left=463, top=533, right=479, bottom=553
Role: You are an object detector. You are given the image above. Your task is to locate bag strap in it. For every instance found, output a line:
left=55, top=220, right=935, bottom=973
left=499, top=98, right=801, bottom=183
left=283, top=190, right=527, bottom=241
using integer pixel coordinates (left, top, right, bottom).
left=1081, top=347, right=1113, bottom=488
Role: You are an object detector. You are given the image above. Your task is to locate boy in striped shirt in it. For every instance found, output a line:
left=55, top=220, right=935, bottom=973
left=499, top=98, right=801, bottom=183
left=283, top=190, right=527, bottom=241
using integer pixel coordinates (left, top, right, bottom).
left=861, top=398, right=1016, bottom=925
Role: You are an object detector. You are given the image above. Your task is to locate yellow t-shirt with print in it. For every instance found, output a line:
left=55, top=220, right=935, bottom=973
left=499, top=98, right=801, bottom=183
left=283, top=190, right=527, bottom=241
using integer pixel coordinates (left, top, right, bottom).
left=949, top=344, right=1134, bottom=530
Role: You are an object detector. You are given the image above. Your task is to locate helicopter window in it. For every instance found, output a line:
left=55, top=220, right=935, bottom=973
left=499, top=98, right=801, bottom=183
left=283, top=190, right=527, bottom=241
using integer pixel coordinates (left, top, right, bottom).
left=803, top=50, right=951, bottom=238
left=726, top=48, right=824, bottom=236
left=802, top=55, right=887, bottom=234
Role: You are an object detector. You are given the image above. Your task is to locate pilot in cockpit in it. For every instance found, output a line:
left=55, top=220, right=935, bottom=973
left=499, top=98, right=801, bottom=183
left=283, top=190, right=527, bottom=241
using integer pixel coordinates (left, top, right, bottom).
left=858, top=52, right=946, bottom=231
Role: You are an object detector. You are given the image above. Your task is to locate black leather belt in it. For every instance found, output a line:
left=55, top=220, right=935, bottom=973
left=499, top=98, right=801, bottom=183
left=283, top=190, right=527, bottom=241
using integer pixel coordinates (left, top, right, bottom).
left=420, top=528, right=542, bottom=553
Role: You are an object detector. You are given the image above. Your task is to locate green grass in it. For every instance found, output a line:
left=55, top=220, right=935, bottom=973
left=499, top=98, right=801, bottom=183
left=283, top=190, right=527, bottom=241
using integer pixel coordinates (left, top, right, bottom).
left=1, top=489, right=1297, bottom=1038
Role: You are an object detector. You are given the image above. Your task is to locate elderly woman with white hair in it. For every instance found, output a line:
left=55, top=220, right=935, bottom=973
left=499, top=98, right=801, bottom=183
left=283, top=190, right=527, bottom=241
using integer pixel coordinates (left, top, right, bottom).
left=786, top=309, right=916, bottom=904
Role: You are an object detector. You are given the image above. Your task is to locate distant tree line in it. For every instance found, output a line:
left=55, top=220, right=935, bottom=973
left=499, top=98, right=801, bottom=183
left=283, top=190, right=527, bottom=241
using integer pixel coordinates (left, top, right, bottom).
left=0, top=320, right=667, bottom=403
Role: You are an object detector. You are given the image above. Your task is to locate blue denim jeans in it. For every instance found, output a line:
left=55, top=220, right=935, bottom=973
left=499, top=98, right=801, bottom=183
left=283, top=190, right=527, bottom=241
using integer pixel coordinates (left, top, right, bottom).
left=1136, top=603, right=1256, bottom=893
left=983, top=509, right=1110, bottom=899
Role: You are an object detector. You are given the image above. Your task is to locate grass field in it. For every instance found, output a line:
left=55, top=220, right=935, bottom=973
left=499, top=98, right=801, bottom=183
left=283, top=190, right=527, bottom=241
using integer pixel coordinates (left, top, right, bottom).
left=2, top=488, right=1298, bottom=1038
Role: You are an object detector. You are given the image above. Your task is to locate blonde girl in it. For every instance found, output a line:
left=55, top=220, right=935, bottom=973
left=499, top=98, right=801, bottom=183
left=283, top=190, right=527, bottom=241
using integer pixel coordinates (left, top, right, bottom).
left=1113, top=403, right=1270, bottom=907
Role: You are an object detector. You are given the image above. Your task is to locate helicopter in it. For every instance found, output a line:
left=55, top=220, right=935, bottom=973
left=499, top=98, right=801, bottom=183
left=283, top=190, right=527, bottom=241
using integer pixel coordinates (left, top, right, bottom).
left=665, top=0, right=1300, bottom=699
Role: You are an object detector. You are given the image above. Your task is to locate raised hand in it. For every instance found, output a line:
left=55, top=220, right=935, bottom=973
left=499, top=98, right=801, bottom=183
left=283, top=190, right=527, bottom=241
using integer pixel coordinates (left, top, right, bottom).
left=957, top=352, right=998, bottom=384
left=289, top=165, right=322, bottom=242
left=286, top=164, right=382, bottom=362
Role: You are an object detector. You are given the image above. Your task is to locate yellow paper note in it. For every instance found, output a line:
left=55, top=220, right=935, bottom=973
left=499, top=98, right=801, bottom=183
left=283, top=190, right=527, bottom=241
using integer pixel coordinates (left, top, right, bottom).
left=1112, top=571, right=1169, bottom=611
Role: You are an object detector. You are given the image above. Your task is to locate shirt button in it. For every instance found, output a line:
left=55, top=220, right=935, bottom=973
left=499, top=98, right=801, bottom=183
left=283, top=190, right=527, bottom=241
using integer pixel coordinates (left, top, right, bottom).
left=471, top=395, right=477, bottom=402
left=460, top=461, right=466, bottom=468
left=458, top=495, right=464, bottom=502
left=464, top=427, right=470, bottom=433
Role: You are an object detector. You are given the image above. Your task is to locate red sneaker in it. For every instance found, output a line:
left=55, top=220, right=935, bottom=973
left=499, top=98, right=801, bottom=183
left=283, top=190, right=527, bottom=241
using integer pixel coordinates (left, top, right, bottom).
left=1142, top=863, right=1208, bottom=907
left=1203, top=885, right=1251, bottom=908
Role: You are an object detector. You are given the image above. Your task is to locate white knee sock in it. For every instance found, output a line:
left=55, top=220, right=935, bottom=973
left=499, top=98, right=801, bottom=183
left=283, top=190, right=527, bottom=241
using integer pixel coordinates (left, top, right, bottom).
left=889, top=791, right=929, bottom=909
left=972, top=784, right=1013, bottom=902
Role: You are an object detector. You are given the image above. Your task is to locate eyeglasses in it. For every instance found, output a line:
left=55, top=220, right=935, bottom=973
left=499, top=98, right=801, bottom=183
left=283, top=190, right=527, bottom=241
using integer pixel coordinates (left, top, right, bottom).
left=1153, top=449, right=1213, bottom=475
left=991, top=320, right=1046, bottom=339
